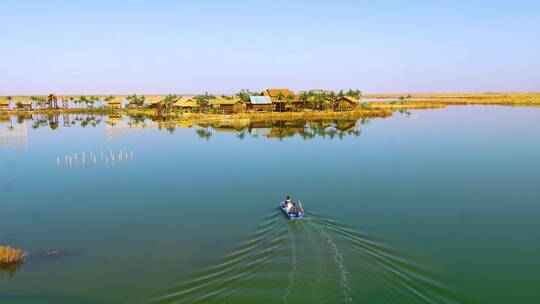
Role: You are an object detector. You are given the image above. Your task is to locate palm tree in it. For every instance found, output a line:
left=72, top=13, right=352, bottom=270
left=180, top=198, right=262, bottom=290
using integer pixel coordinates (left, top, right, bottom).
left=160, top=94, right=179, bottom=117
left=346, top=89, right=361, bottom=99
left=193, top=92, right=215, bottom=112
left=299, top=92, right=310, bottom=109
left=237, top=89, right=257, bottom=103
left=285, top=95, right=295, bottom=112
left=92, top=95, right=100, bottom=107
left=35, top=97, right=46, bottom=109
left=87, top=96, right=98, bottom=108
left=79, top=96, right=88, bottom=108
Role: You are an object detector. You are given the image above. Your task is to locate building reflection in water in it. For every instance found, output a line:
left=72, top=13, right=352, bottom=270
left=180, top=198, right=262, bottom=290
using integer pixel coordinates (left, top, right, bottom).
left=1, top=114, right=368, bottom=144
left=0, top=116, right=29, bottom=149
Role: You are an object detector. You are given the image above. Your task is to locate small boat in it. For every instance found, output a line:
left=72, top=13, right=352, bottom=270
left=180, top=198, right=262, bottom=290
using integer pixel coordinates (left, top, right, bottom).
left=280, top=201, right=305, bottom=219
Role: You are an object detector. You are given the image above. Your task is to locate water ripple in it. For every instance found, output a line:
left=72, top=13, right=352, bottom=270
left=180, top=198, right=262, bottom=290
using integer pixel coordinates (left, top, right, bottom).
left=149, top=208, right=463, bottom=304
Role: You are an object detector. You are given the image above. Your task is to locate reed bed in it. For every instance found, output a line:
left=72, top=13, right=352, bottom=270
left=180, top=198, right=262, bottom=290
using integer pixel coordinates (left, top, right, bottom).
left=0, top=245, right=26, bottom=264
left=154, top=109, right=392, bottom=125
left=364, top=93, right=540, bottom=106
left=368, top=102, right=447, bottom=110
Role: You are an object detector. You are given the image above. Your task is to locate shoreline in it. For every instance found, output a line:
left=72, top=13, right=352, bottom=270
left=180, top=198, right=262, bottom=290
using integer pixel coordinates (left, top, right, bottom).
left=2, top=93, right=540, bottom=120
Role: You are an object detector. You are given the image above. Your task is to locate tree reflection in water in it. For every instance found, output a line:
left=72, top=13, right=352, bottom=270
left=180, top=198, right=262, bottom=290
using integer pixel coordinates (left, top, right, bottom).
left=30, top=114, right=102, bottom=130
left=5, top=114, right=369, bottom=141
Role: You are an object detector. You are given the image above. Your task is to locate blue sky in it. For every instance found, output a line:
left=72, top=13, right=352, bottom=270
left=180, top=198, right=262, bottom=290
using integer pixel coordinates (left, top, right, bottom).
left=0, top=0, right=539, bottom=94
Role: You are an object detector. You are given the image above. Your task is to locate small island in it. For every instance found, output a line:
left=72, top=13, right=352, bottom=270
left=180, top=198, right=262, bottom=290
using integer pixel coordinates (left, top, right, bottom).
left=2, top=90, right=539, bottom=124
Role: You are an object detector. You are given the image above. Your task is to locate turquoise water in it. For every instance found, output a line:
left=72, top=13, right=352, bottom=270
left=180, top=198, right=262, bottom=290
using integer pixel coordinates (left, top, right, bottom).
left=1, top=106, right=540, bottom=303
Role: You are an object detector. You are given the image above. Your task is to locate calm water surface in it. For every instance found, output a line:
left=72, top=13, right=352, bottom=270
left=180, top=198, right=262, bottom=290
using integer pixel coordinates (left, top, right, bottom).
left=1, top=106, right=540, bottom=303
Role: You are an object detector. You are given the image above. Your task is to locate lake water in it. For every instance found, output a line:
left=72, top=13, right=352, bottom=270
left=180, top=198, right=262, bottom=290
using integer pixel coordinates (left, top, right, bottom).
left=1, top=106, right=540, bottom=303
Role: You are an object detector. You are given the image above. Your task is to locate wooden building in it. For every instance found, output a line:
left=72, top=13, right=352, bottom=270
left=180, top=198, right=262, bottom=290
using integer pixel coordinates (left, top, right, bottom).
left=148, top=98, right=162, bottom=109
left=107, top=98, right=123, bottom=109
left=334, top=96, right=359, bottom=110
left=248, top=96, right=273, bottom=111
left=20, top=100, right=32, bottom=110
left=211, top=99, right=246, bottom=114
left=0, top=99, right=10, bottom=111
left=174, top=100, right=198, bottom=113
left=262, top=88, right=301, bottom=111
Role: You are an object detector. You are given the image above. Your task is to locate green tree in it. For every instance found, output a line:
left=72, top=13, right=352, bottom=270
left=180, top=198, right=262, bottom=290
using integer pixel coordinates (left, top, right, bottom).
left=285, top=95, right=295, bottom=112
left=193, top=92, right=215, bottom=111
left=79, top=96, right=88, bottom=108
left=35, top=97, right=46, bottom=109
left=87, top=95, right=99, bottom=108
left=346, top=89, right=362, bottom=99
left=160, top=94, right=180, bottom=117
left=237, top=89, right=260, bottom=103
left=126, top=94, right=146, bottom=108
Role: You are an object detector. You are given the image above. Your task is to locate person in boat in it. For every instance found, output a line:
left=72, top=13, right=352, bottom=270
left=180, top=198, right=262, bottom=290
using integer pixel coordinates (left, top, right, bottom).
left=284, top=196, right=293, bottom=212
left=285, top=196, right=292, bottom=205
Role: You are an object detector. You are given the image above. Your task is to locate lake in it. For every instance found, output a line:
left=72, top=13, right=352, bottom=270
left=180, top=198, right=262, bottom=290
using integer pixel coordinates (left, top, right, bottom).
left=1, top=106, right=540, bottom=303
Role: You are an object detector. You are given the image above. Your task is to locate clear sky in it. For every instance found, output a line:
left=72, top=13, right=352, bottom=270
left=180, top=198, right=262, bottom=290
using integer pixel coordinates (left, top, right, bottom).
left=1, top=0, right=539, bottom=95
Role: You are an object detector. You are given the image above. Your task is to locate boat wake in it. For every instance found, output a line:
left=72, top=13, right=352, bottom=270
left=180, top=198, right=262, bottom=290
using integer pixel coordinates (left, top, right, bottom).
left=281, top=224, right=296, bottom=304
left=149, top=209, right=463, bottom=304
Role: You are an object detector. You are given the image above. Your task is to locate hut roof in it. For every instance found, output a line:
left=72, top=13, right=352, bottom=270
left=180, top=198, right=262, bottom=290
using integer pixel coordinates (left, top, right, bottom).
left=173, top=97, right=194, bottom=107
left=175, top=101, right=198, bottom=108
left=211, top=98, right=244, bottom=106
left=107, top=98, right=122, bottom=104
left=263, top=89, right=294, bottom=98
left=0, top=99, right=9, bottom=105
left=21, top=100, right=32, bottom=105
left=249, top=96, right=272, bottom=105
left=338, top=96, right=359, bottom=103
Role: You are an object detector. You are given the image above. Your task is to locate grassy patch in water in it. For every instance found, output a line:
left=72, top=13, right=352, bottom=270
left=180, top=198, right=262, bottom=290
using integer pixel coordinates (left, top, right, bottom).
left=0, top=245, right=25, bottom=264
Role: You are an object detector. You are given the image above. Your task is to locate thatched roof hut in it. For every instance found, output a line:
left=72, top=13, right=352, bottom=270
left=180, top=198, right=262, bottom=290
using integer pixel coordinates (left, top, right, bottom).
left=262, top=89, right=295, bottom=99
left=173, top=96, right=196, bottom=107
left=0, top=99, right=10, bottom=110
left=210, top=98, right=246, bottom=113
left=335, top=96, right=359, bottom=109
left=174, top=97, right=199, bottom=113
left=106, top=98, right=123, bottom=109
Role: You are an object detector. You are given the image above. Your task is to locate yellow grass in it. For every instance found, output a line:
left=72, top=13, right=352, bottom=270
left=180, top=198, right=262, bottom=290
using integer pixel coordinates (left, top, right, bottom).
left=0, top=246, right=25, bottom=264
left=363, top=93, right=540, bottom=106
left=368, top=102, right=447, bottom=110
